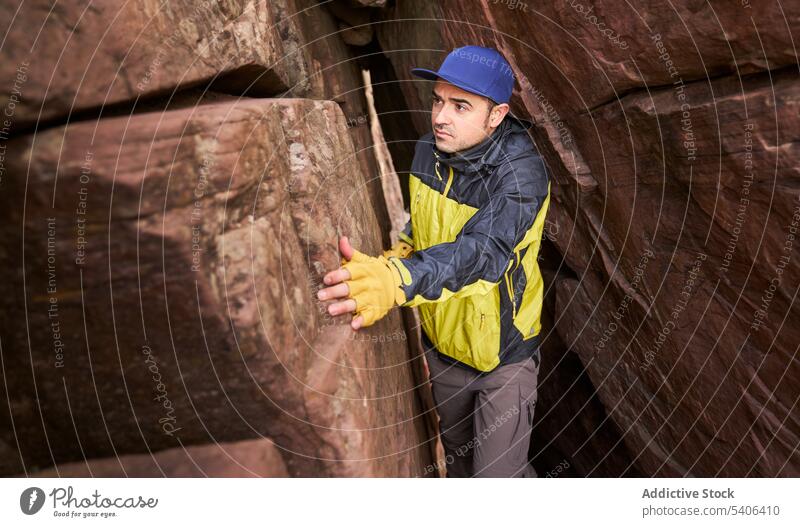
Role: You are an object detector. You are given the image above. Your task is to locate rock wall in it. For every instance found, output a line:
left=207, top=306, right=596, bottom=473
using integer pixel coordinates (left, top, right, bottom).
left=375, top=1, right=800, bottom=476
left=27, top=438, right=291, bottom=478
left=0, top=1, right=435, bottom=477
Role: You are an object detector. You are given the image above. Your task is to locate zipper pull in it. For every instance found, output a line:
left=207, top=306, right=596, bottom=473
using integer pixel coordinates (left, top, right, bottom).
left=480, top=313, right=485, bottom=330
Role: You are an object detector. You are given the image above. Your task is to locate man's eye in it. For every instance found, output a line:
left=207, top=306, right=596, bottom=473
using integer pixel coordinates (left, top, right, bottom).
left=456, top=104, right=466, bottom=111
left=432, top=99, right=442, bottom=105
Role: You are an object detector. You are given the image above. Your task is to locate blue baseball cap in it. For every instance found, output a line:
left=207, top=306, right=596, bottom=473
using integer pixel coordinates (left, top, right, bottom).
left=411, top=45, right=515, bottom=104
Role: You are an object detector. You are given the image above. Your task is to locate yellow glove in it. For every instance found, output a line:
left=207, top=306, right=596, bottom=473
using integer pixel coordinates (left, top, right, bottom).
left=382, top=240, right=414, bottom=259
left=342, top=250, right=407, bottom=327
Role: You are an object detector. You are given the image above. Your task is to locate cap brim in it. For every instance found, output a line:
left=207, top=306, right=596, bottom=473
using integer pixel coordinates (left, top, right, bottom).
left=410, top=67, right=441, bottom=80
left=409, top=68, right=492, bottom=102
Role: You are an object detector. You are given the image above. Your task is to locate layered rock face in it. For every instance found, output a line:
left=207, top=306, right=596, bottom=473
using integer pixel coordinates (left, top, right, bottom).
left=0, top=1, right=435, bottom=477
left=27, top=438, right=291, bottom=478
left=375, top=1, right=800, bottom=476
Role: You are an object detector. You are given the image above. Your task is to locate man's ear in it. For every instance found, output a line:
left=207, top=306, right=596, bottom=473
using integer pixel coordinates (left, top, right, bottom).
left=489, top=103, right=510, bottom=128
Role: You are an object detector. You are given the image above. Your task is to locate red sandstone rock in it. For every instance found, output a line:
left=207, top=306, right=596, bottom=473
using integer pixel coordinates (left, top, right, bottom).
left=0, top=1, right=391, bottom=247
left=22, top=438, right=290, bottom=477
left=0, top=1, right=315, bottom=126
left=0, top=97, right=433, bottom=477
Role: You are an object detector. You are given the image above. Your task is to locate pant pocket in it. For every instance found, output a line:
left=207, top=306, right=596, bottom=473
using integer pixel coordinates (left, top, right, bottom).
left=519, top=371, right=537, bottom=427
left=527, top=398, right=534, bottom=426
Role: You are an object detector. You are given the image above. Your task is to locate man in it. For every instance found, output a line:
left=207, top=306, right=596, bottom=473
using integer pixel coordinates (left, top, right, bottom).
left=317, top=45, right=551, bottom=477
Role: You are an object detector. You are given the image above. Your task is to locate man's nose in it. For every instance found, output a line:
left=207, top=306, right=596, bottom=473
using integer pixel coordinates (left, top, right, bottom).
left=433, top=106, right=451, bottom=127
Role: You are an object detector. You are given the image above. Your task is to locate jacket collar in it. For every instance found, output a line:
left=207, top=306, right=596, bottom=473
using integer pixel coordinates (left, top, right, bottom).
left=433, top=115, right=533, bottom=174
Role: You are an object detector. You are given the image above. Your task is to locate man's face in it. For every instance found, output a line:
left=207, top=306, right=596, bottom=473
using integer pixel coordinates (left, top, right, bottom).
left=430, top=79, right=509, bottom=153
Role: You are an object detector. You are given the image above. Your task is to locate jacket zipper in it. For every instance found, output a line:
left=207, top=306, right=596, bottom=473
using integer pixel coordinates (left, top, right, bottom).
left=442, top=165, right=454, bottom=198
left=509, top=272, right=516, bottom=319
left=434, top=161, right=454, bottom=196
left=506, top=250, right=522, bottom=319
left=434, top=162, right=455, bottom=227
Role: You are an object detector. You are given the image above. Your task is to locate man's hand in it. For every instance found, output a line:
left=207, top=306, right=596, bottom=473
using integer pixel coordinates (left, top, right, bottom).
left=317, top=236, right=361, bottom=329
left=317, top=236, right=406, bottom=331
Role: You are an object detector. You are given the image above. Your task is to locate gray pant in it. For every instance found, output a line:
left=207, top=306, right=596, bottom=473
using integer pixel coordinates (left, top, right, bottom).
left=425, top=347, right=539, bottom=477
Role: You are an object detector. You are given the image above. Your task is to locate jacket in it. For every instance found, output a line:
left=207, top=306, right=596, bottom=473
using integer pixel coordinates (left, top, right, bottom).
left=390, top=115, right=552, bottom=373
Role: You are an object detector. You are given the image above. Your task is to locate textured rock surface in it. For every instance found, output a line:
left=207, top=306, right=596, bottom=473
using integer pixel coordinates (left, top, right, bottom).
left=531, top=266, right=641, bottom=477
left=24, top=438, right=290, bottom=477
left=376, top=1, right=800, bottom=476
left=0, top=0, right=311, bottom=126
left=0, top=0, right=391, bottom=246
left=0, top=94, right=432, bottom=477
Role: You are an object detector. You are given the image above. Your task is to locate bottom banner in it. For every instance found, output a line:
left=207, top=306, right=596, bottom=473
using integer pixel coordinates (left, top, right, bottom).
left=2, top=478, right=797, bottom=526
